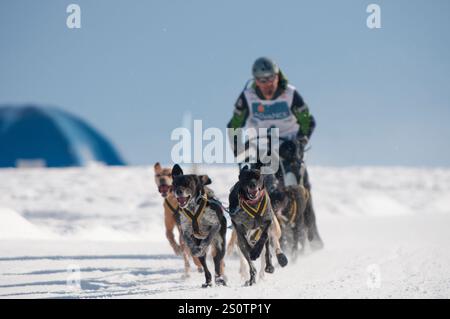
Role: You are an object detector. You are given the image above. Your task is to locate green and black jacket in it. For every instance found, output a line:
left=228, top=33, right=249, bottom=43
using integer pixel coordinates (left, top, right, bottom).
left=227, top=71, right=316, bottom=139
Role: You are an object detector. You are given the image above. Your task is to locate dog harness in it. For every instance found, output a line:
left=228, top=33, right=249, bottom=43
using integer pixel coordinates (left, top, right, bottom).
left=288, top=192, right=297, bottom=226
left=239, top=190, right=269, bottom=220
left=249, top=227, right=263, bottom=244
left=179, top=192, right=208, bottom=237
left=164, top=198, right=180, bottom=222
left=284, top=187, right=310, bottom=227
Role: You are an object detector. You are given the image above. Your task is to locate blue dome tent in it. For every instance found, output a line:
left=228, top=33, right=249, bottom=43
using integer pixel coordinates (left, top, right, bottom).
left=0, top=105, right=126, bottom=168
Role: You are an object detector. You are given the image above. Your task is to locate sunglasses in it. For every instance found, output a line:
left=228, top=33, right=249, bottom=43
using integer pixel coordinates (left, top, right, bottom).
left=255, top=74, right=276, bottom=84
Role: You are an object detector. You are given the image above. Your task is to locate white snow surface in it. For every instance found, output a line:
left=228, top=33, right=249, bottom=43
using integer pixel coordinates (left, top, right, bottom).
left=0, top=165, right=449, bottom=298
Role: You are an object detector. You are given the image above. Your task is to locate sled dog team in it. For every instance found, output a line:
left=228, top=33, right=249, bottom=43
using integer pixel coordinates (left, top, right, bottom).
left=154, top=162, right=323, bottom=288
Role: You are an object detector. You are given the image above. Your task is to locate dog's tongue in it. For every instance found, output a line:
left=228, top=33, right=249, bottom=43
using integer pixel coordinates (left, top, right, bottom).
left=159, top=185, right=169, bottom=195
left=177, top=196, right=188, bottom=207
left=249, top=189, right=258, bottom=198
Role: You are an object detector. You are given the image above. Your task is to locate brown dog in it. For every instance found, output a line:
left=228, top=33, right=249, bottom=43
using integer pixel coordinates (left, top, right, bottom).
left=154, top=162, right=203, bottom=277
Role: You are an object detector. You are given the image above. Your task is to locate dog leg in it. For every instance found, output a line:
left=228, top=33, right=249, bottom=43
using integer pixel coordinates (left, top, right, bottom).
left=239, top=250, right=256, bottom=286
left=249, top=221, right=271, bottom=261
left=264, top=241, right=274, bottom=274
left=182, top=248, right=191, bottom=278
left=178, top=232, right=192, bottom=278
left=292, top=222, right=304, bottom=262
left=198, top=255, right=212, bottom=288
left=226, top=229, right=238, bottom=257
left=239, top=252, right=249, bottom=281
left=300, top=226, right=307, bottom=255
left=212, top=236, right=227, bottom=286
left=270, top=216, right=288, bottom=267
left=259, top=245, right=268, bottom=281
left=245, top=260, right=257, bottom=286
left=234, top=227, right=257, bottom=286
left=304, top=196, right=324, bottom=251
left=270, top=215, right=282, bottom=255
left=187, top=228, right=203, bottom=272
left=291, top=187, right=307, bottom=260
left=192, top=256, right=204, bottom=273
left=280, top=230, right=288, bottom=252
left=292, top=222, right=301, bottom=251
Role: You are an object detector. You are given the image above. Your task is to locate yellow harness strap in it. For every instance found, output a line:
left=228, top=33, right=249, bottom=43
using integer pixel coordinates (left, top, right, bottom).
left=164, top=198, right=179, bottom=216
left=180, top=193, right=208, bottom=236
left=239, top=191, right=268, bottom=219
left=288, top=187, right=310, bottom=226
left=288, top=192, right=297, bottom=225
left=250, top=227, right=263, bottom=242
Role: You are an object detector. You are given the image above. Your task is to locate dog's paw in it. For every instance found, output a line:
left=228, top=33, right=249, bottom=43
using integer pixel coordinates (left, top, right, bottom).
left=276, top=253, right=288, bottom=267
left=244, top=277, right=256, bottom=287
left=249, top=249, right=261, bottom=261
left=215, top=275, right=227, bottom=286
left=310, top=239, right=324, bottom=251
left=181, top=273, right=190, bottom=280
left=201, top=282, right=213, bottom=288
left=265, top=264, right=275, bottom=274
left=249, top=243, right=264, bottom=260
left=291, top=250, right=299, bottom=262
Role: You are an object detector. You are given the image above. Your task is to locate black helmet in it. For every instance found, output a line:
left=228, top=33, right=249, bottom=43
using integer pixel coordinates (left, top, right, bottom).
left=252, top=57, right=279, bottom=78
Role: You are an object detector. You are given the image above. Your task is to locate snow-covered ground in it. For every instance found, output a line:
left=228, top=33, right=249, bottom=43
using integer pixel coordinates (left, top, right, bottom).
left=0, top=165, right=449, bottom=298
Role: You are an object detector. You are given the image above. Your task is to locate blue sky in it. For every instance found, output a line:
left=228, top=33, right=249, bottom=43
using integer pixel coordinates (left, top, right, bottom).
left=1, top=0, right=449, bottom=166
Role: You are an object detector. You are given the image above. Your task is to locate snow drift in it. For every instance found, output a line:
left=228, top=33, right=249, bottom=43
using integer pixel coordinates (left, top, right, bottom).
left=0, top=207, right=53, bottom=240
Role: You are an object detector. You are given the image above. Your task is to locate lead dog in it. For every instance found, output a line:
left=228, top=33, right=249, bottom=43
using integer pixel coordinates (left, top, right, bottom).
left=154, top=162, right=203, bottom=278
left=171, top=164, right=227, bottom=288
left=228, top=166, right=288, bottom=286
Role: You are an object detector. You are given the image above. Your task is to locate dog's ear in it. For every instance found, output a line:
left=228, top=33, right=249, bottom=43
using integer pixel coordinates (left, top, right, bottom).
left=199, top=175, right=212, bottom=186
left=254, top=162, right=264, bottom=171
left=239, top=164, right=250, bottom=177
left=239, top=164, right=250, bottom=181
left=154, top=162, right=162, bottom=174
left=171, top=164, right=184, bottom=178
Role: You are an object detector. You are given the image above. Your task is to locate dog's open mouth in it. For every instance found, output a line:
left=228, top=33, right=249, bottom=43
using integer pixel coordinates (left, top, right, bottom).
left=247, top=188, right=260, bottom=200
left=158, top=184, right=170, bottom=197
left=176, top=195, right=191, bottom=208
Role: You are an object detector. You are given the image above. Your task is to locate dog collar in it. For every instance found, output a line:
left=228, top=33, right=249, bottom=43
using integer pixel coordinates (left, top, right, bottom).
left=239, top=190, right=268, bottom=219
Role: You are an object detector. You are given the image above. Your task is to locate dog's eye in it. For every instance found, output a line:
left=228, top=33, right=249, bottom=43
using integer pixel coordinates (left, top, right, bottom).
left=156, top=174, right=171, bottom=178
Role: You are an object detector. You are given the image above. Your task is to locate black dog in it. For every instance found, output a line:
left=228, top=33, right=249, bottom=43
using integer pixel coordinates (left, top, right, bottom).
left=268, top=160, right=324, bottom=259
left=229, top=166, right=288, bottom=286
left=171, top=164, right=227, bottom=288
